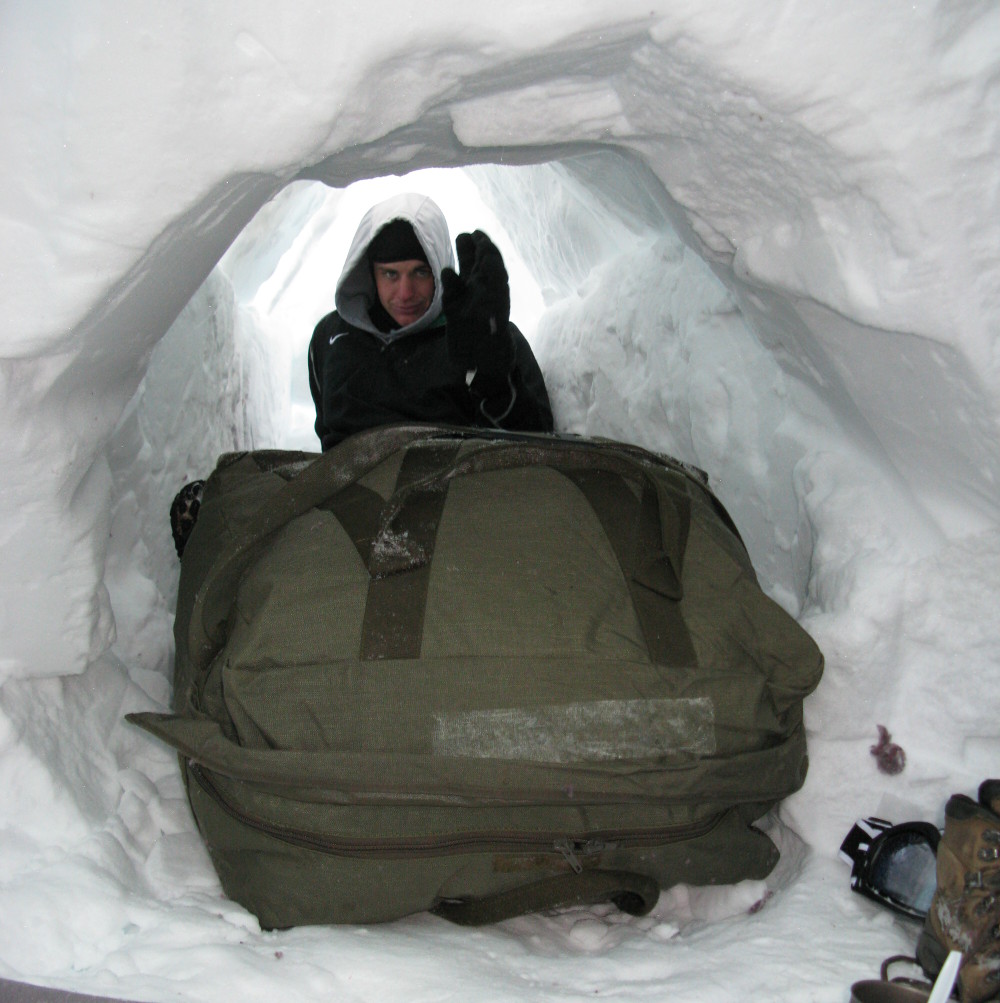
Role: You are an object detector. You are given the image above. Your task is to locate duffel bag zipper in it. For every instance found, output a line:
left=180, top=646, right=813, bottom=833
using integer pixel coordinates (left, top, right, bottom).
left=189, top=762, right=722, bottom=867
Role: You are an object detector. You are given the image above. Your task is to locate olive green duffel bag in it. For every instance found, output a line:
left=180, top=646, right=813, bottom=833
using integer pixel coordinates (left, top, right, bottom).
left=129, top=423, right=823, bottom=928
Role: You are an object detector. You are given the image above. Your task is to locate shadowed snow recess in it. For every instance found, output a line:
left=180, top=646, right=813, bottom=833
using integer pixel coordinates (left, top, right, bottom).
left=1, top=3, right=999, bottom=1001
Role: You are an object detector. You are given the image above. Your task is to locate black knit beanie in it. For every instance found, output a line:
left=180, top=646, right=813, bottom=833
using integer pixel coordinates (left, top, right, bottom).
left=367, top=219, right=428, bottom=264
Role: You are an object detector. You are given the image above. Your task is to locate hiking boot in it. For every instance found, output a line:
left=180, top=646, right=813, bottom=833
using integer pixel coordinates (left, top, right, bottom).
left=169, top=480, right=205, bottom=558
left=917, top=782, right=1000, bottom=1002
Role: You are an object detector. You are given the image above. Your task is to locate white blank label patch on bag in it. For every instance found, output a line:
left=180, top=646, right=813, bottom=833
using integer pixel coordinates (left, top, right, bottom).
left=433, top=698, right=716, bottom=762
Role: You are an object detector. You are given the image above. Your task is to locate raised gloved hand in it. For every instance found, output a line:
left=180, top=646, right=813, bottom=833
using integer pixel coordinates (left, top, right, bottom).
left=441, top=230, right=515, bottom=377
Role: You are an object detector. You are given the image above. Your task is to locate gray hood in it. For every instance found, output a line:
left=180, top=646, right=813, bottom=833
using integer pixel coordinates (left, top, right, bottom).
left=334, top=192, right=455, bottom=342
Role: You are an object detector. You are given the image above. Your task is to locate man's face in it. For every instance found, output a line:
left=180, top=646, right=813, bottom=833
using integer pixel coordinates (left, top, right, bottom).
left=373, top=260, right=435, bottom=327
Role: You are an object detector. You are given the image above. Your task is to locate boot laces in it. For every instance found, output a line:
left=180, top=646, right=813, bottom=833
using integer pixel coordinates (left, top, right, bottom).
left=964, top=870, right=1000, bottom=892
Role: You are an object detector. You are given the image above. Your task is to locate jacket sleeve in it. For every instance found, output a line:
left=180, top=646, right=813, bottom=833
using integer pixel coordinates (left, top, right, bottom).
left=308, top=312, right=345, bottom=450
left=308, top=324, right=323, bottom=419
left=467, top=322, right=554, bottom=434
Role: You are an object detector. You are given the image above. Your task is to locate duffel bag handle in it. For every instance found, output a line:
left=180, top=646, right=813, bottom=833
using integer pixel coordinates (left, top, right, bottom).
left=361, top=435, right=696, bottom=667
left=369, top=437, right=690, bottom=597
left=430, top=869, right=660, bottom=926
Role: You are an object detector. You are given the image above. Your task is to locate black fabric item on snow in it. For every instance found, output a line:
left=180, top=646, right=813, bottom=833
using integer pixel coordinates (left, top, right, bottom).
left=129, top=423, right=824, bottom=928
left=168, top=479, right=204, bottom=558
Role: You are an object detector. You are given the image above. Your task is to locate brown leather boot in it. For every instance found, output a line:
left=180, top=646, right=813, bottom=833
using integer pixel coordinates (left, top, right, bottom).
left=917, top=782, right=1000, bottom=1002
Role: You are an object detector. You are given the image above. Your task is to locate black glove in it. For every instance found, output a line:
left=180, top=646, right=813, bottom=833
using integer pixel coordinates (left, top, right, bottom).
left=441, top=230, right=515, bottom=377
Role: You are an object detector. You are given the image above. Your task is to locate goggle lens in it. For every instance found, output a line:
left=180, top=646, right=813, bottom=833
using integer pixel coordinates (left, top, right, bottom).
left=840, top=817, right=941, bottom=920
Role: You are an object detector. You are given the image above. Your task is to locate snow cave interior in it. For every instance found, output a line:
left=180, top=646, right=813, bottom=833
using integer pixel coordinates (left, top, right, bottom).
left=2, top=5, right=998, bottom=1001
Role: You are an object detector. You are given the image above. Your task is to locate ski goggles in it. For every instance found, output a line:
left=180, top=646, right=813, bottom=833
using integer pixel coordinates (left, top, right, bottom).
left=840, top=817, right=941, bottom=920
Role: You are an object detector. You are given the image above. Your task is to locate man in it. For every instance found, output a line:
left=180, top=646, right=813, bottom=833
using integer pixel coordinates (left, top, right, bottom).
left=307, top=192, right=553, bottom=451
left=171, top=192, right=553, bottom=559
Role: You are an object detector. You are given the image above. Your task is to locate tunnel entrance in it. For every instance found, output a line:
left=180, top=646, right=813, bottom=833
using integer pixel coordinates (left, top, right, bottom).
left=219, top=168, right=549, bottom=452
left=105, top=153, right=814, bottom=693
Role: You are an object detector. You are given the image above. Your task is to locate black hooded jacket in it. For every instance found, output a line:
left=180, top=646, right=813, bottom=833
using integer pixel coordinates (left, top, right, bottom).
left=309, top=313, right=553, bottom=451
left=307, top=193, right=553, bottom=452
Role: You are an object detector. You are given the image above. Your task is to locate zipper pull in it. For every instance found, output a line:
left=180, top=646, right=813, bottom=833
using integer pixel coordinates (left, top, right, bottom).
left=554, top=838, right=584, bottom=874
left=555, top=838, right=611, bottom=873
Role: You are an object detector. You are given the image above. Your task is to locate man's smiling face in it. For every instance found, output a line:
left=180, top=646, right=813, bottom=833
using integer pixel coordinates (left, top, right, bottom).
left=373, top=260, right=435, bottom=327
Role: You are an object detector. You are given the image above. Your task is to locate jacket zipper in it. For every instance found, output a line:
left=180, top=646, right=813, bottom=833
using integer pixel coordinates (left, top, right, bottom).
left=188, top=762, right=722, bottom=868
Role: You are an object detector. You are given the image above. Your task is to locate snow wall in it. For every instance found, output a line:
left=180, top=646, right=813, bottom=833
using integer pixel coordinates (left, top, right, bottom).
left=1, top=3, right=999, bottom=1001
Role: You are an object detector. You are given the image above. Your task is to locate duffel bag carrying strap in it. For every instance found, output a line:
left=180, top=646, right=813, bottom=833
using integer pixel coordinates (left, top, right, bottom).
left=189, top=423, right=451, bottom=667
left=358, top=436, right=695, bottom=666
left=368, top=438, right=690, bottom=590
left=430, top=869, right=660, bottom=926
